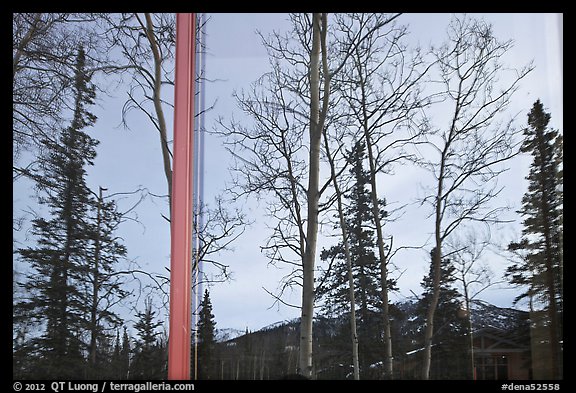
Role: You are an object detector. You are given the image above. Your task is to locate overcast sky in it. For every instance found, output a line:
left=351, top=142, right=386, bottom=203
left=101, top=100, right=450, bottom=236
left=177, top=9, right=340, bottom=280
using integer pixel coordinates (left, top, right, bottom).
left=13, top=13, right=563, bottom=335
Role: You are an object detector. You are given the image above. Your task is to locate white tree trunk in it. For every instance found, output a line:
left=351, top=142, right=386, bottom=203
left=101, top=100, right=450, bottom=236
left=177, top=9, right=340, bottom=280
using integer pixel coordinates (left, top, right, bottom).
left=421, top=245, right=442, bottom=380
left=323, top=131, right=360, bottom=380
left=143, top=13, right=172, bottom=214
left=298, top=12, right=322, bottom=379
left=364, top=135, right=394, bottom=378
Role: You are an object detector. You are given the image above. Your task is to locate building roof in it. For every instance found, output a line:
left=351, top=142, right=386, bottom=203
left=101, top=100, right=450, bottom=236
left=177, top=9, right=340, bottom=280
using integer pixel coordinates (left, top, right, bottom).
left=473, top=326, right=530, bottom=353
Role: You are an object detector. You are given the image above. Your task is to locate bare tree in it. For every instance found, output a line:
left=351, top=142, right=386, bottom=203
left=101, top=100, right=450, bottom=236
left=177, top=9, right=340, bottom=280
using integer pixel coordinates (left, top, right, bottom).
left=98, top=14, right=240, bottom=319
left=334, top=13, right=432, bottom=378
left=297, top=12, right=330, bottom=378
left=321, top=124, right=360, bottom=379
left=446, top=229, right=505, bottom=379
left=217, top=12, right=409, bottom=378
left=418, top=15, right=533, bottom=380
left=215, top=14, right=327, bottom=377
left=98, top=13, right=213, bottom=217
left=216, top=38, right=311, bottom=301
left=13, top=13, right=110, bottom=173
left=194, top=197, right=250, bottom=287
left=98, top=13, right=176, bottom=214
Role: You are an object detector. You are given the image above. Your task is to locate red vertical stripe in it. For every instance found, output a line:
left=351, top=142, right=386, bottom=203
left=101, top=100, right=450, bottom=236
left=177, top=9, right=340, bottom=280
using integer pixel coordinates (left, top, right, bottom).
left=168, top=12, right=195, bottom=380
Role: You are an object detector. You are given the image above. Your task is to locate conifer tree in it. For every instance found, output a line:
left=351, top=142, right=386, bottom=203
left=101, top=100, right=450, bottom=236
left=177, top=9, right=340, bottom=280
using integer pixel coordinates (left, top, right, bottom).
left=131, top=299, right=165, bottom=379
left=120, top=327, right=132, bottom=379
left=110, top=327, right=132, bottom=379
left=84, top=186, right=128, bottom=377
left=413, top=249, right=468, bottom=379
left=318, top=140, right=391, bottom=376
left=196, top=289, right=217, bottom=379
left=14, top=46, right=99, bottom=379
left=14, top=46, right=130, bottom=379
left=111, top=330, right=122, bottom=378
left=506, top=100, right=563, bottom=379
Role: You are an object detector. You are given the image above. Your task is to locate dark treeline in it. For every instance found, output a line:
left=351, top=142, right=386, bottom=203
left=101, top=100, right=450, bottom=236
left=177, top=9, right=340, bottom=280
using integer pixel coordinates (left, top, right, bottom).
left=13, top=13, right=562, bottom=380
left=195, top=290, right=529, bottom=380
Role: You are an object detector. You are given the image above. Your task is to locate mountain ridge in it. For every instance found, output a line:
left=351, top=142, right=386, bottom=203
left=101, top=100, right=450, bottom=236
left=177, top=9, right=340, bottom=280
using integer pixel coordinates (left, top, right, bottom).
left=217, top=298, right=529, bottom=343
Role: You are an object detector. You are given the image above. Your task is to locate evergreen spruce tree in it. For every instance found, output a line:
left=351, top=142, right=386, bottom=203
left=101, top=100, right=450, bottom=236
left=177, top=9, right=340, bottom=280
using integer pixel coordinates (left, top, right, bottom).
left=413, top=249, right=468, bottom=379
left=111, top=330, right=122, bottom=379
left=84, top=187, right=129, bottom=377
left=110, top=327, right=131, bottom=379
left=14, top=46, right=99, bottom=379
left=195, top=289, right=217, bottom=379
left=131, top=299, right=165, bottom=379
left=120, top=327, right=132, bottom=379
left=317, top=140, right=391, bottom=377
left=506, top=100, right=563, bottom=379
left=14, top=46, right=129, bottom=379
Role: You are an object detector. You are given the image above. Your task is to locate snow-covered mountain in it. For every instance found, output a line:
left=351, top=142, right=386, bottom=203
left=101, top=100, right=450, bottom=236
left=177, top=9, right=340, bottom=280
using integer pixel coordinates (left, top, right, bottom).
left=469, top=299, right=529, bottom=332
left=221, top=299, right=528, bottom=342
left=213, top=299, right=530, bottom=379
left=215, top=327, right=245, bottom=343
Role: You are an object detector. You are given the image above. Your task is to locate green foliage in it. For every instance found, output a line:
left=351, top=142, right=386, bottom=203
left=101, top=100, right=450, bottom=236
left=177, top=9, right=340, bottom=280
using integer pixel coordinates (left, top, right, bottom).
left=317, top=140, right=392, bottom=377
left=109, top=327, right=131, bottom=379
left=131, top=300, right=167, bottom=380
left=195, top=289, right=218, bottom=379
left=506, top=100, right=563, bottom=378
left=409, top=249, right=469, bottom=379
left=13, top=46, right=128, bottom=380
left=507, top=100, right=563, bottom=307
left=14, top=46, right=100, bottom=379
